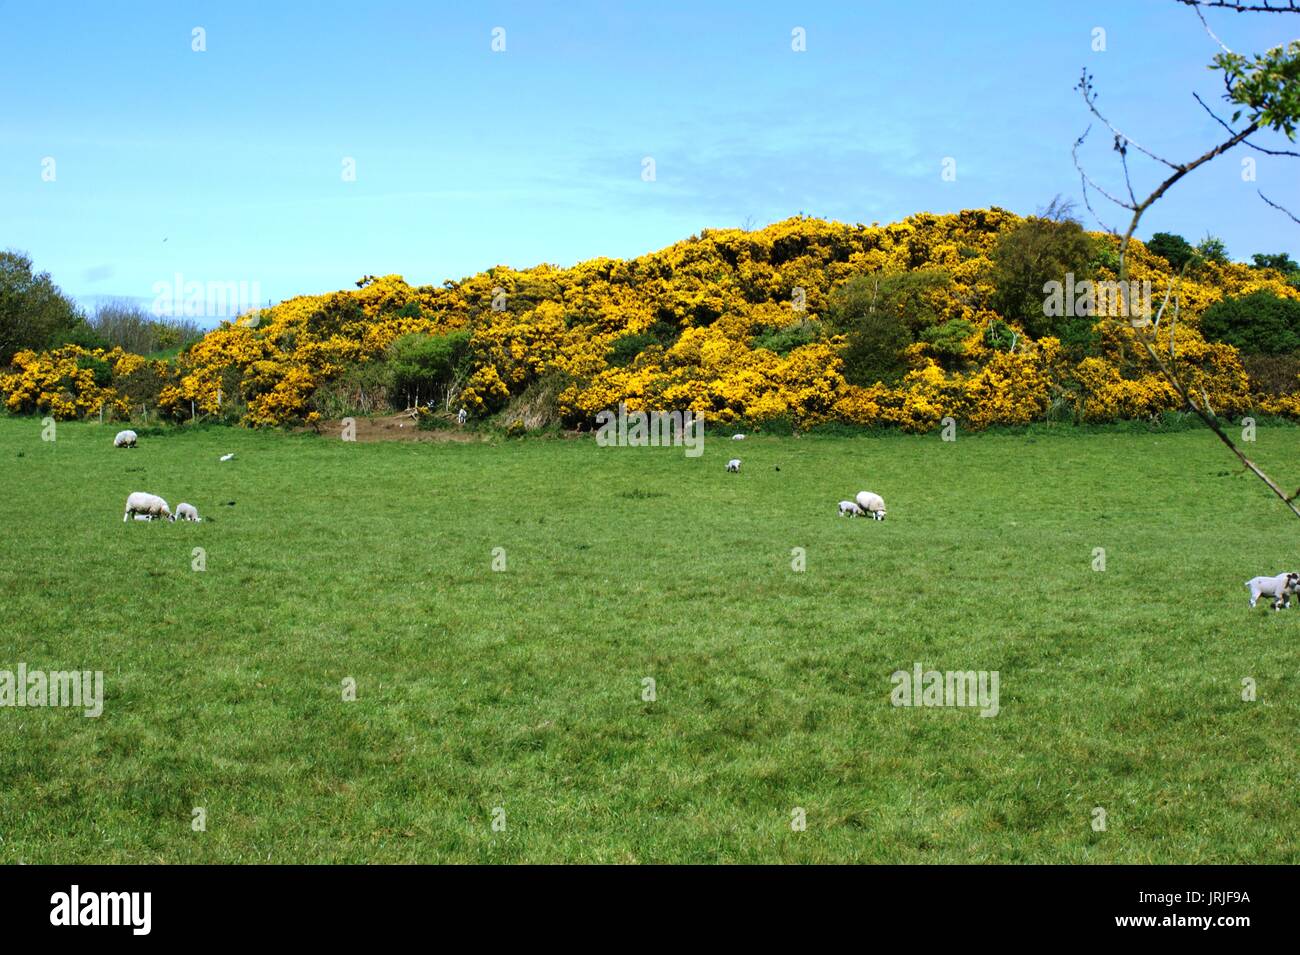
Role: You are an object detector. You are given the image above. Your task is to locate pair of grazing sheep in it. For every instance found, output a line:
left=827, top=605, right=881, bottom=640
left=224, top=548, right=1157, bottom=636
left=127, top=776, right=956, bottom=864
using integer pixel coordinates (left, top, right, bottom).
left=1246, top=572, right=1300, bottom=610
left=115, top=433, right=202, bottom=522
left=123, top=492, right=201, bottom=523
left=721, top=460, right=885, bottom=521
left=839, top=491, right=887, bottom=521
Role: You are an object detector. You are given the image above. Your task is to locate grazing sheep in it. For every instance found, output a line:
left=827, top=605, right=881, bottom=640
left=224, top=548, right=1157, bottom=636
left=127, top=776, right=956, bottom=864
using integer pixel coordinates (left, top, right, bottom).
left=1246, top=572, right=1300, bottom=610
left=123, top=491, right=174, bottom=523
left=726, top=459, right=742, bottom=473
left=175, top=502, right=201, bottom=523
left=732, top=433, right=745, bottom=440
left=855, top=490, right=887, bottom=521
left=113, top=430, right=138, bottom=448
left=839, top=500, right=865, bottom=517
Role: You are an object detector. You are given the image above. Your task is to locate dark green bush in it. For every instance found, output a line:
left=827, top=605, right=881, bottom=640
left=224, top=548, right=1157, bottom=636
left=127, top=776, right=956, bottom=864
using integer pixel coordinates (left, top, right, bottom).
left=752, top=319, right=822, bottom=355
left=54, top=321, right=109, bottom=352
left=607, top=332, right=658, bottom=367
left=75, top=353, right=113, bottom=388
left=1201, top=289, right=1300, bottom=354
left=386, top=330, right=472, bottom=408
left=828, top=271, right=951, bottom=385
left=1056, top=315, right=1102, bottom=359
left=1240, top=351, right=1300, bottom=395
left=983, top=319, right=1017, bottom=352
left=1145, top=232, right=1197, bottom=270
left=920, top=318, right=975, bottom=360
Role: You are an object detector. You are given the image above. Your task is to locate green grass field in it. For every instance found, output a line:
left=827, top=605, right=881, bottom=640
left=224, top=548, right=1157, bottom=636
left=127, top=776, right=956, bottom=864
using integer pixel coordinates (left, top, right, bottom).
left=2, top=415, right=1298, bottom=863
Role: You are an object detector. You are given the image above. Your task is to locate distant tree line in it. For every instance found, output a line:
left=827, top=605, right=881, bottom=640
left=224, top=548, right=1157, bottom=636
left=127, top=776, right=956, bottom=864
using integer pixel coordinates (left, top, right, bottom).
left=0, top=249, right=204, bottom=364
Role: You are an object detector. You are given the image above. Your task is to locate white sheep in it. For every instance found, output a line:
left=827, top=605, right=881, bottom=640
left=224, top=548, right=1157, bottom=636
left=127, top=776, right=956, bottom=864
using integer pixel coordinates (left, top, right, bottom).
left=175, top=502, right=202, bottom=523
left=839, top=500, right=865, bottom=517
left=855, top=490, right=887, bottom=521
left=123, top=491, right=174, bottom=522
left=1246, top=572, right=1300, bottom=610
left=732, top=433, right=745, bottom=440
left=726, top=459, right=742, bottom=472
left=113, top=430, right=138, bottom=448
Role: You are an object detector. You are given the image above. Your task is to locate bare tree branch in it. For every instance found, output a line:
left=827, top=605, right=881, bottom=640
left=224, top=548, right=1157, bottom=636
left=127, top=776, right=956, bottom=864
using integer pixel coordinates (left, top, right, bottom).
left=1076, top=72, right=1181, bottom=171
left=1072, top=126, right=1134, bottom=219
left=1113, top=122, right=1261, bottom=271
left=1193, top=92, right=1300, bottom=154
left=1190, top=3, right=1237, bottom=51
left=1176, top=0, right=1300, bottom=13
left=1138, top=332, right=1300, bottom=517
left=1259, top=189, right=1300, bottom=223
left=1074, top=49, right=1297, bottom=516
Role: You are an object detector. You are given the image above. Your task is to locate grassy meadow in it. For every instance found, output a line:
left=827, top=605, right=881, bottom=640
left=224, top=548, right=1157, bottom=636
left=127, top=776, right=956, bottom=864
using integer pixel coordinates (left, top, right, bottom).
left=1, top=414, right=1298, bottom=863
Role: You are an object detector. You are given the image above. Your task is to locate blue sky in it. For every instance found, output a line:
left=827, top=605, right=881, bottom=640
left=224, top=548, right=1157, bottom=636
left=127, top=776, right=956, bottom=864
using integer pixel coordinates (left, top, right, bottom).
left=2, top=0, right=1297, bottom=321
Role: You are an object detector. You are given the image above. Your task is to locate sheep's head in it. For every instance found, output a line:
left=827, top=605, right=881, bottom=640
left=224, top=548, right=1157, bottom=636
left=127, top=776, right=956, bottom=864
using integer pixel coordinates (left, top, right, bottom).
left=1286, top=572, right=1300, bottom=593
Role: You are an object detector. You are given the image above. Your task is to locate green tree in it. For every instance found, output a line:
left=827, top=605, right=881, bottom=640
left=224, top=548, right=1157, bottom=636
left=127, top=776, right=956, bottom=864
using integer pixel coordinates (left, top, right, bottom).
left=1250, top=252, right=1298, bottom=273
left=827, top=270, right=950, bottom=385
left=1196, top=234, right=1230, bottom=265
left=1250, top=252, right=1300, bottom=286
left=0, top=250, right=87, bottom=364
left=989, top=215, right=1095, bottom=338
left=1146, top=232, right=1197, bottom=270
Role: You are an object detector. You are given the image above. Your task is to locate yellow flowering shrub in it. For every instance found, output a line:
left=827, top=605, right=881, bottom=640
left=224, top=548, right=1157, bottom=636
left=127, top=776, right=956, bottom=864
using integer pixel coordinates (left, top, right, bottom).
left=0, top=346, right=136, bottom=419
left=6, top=209, right=1300, bottom=428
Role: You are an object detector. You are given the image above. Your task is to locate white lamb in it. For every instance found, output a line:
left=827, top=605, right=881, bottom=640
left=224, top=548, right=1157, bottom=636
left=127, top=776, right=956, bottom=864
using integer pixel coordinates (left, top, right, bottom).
left=726, top=459, right=742, bottom=473
left=123, top=491, right=174, bottom=522
left=839, top=500, right=865, bottom=517
left=175, top=502, right=202, bottom=523
left=1246, top=572, right=1300, bottom=610
left=855, top=490, right=887, bottom=521
left=113, top=430, right=138, bottom=448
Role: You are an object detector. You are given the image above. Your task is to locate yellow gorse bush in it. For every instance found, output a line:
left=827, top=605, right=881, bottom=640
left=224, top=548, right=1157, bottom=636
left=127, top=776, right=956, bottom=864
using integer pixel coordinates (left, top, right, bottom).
left=4, top=211, right=1299, bottom=427
left=0, top=346, right=146, bottom=419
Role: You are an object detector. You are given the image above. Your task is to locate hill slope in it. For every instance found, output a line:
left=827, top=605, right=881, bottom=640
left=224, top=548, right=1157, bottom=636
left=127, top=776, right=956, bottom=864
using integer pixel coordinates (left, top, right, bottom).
left=5, top=209, right=1299, bottom=428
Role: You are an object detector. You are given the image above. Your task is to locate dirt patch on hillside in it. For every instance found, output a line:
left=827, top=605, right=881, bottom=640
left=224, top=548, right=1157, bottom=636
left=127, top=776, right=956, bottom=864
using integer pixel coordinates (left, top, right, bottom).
left=304, top=414, right=482, bottom=443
